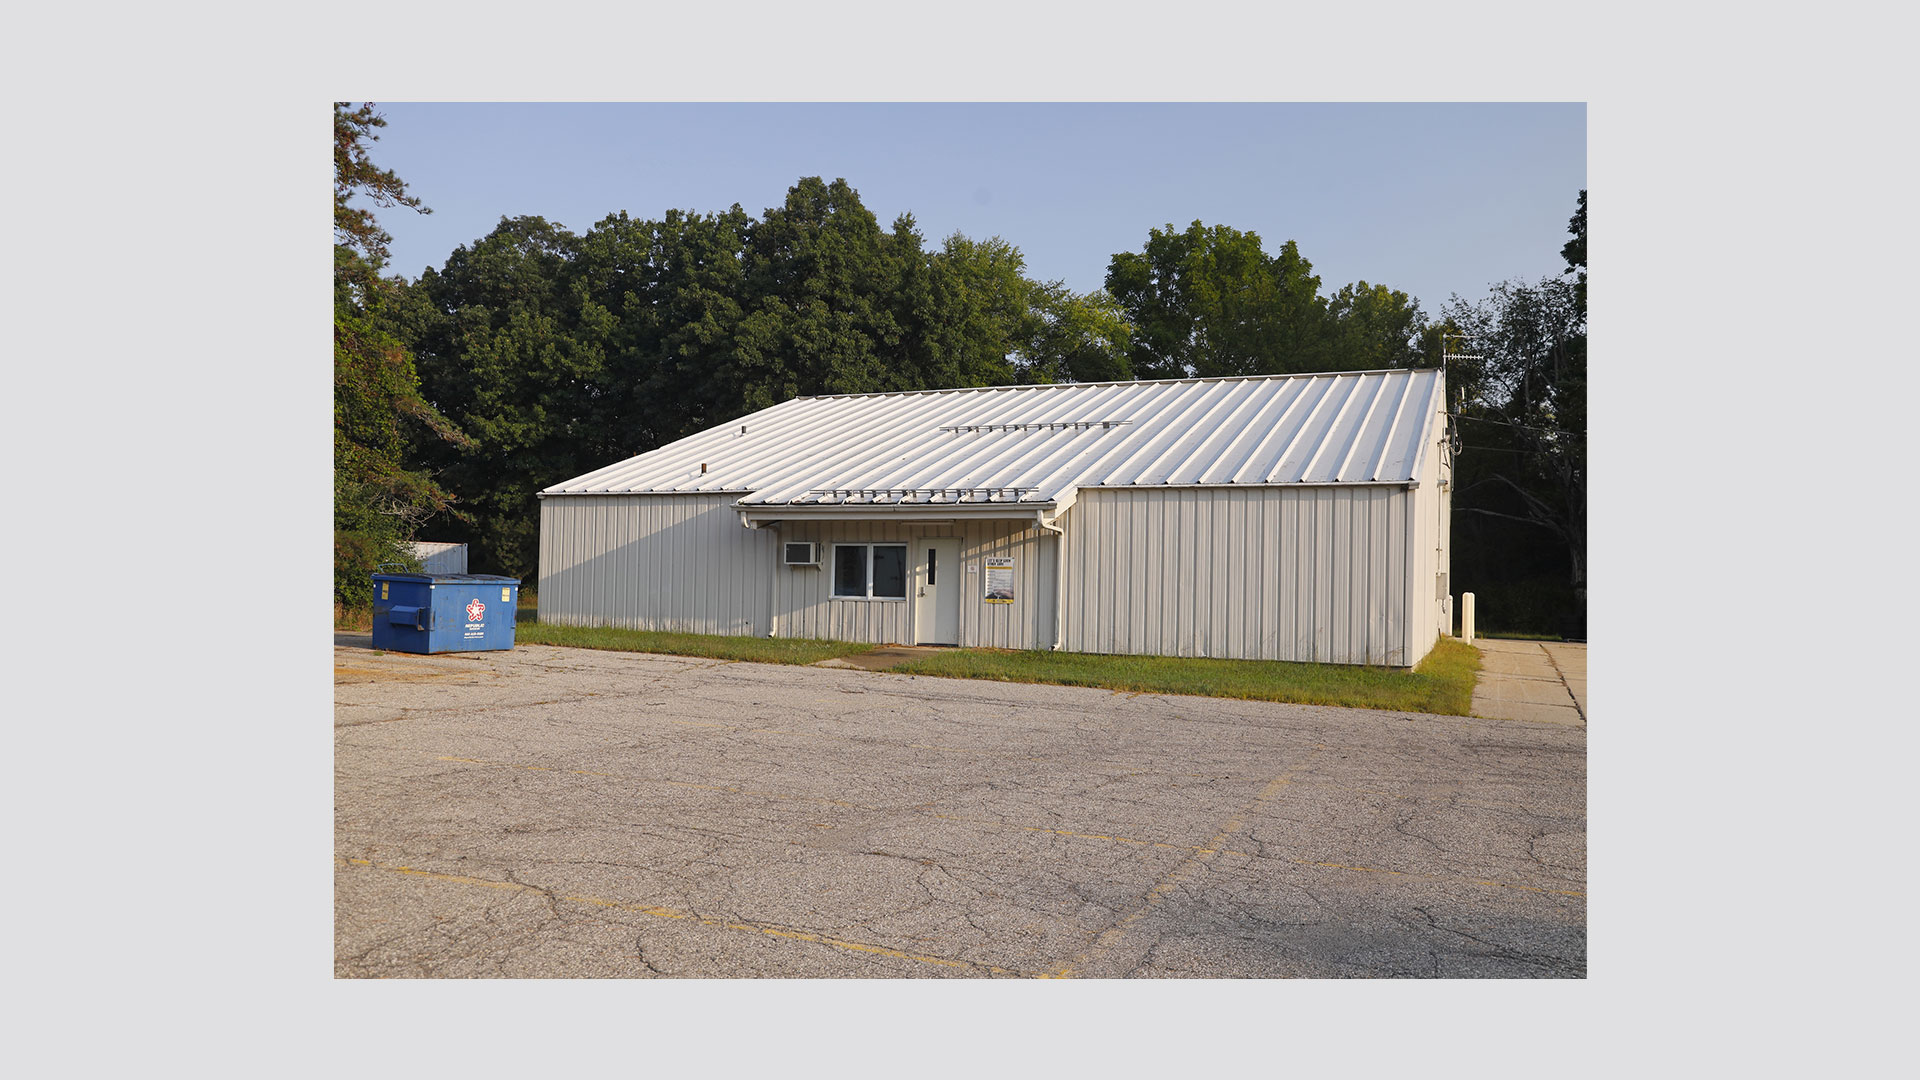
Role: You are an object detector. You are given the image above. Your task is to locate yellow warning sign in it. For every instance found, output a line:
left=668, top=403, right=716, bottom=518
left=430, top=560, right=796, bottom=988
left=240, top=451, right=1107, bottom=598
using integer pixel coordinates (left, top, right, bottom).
left=983, top=557, right=1014, bottom=603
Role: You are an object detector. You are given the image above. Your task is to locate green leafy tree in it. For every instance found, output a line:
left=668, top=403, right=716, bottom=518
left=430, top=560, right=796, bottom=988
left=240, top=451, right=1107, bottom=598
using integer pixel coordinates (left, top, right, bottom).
left=732, top=177, right=913, bottom=403
left=1016, top=283, right=1133, bottom=383
left=1562, top=189, right=1586, bottom=314
left=402, top=216, right=593, bottom=578
left=394, top=176, right=1122, bottom=576
left=333, top=102, right=467, bottom=608
left=617, top=206, right=756, bottom=445
left=1105, top=221, right=1419, bottom=379
left=1107, top=221, right=1323, bottom=378
left=904, top=232, right=1036, bottom=389
left=1445, top=191, right=1587, bottom=635
left=1323, top=281, right=1428, bottom=370
left=335, top=103, right=426, bottom=264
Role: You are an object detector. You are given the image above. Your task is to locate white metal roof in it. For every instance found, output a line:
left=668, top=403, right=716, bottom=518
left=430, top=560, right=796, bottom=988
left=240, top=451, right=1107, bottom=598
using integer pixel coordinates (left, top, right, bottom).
left=541, top=368, right=1445, bottom=511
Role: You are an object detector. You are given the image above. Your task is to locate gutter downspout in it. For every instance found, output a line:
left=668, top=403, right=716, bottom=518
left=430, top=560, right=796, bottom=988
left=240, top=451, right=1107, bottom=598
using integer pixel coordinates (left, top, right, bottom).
left=1035, top=510, right=1065, bottom=651
left=741, top=514, right=781, bottom=639
left=766, top=522, right=780, bottom=639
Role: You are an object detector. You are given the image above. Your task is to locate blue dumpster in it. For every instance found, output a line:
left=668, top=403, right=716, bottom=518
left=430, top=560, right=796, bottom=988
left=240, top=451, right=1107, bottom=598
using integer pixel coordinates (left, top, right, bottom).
left=371, top=573, right=521, bottom=654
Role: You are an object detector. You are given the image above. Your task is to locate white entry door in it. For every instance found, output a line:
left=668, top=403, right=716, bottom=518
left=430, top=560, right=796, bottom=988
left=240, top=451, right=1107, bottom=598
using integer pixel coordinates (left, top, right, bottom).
left=913, top=538, right=961, bottom=645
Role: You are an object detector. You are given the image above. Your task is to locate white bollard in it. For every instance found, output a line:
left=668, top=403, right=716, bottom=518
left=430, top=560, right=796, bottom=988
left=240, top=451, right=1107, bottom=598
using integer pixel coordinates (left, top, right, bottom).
left=1461, top=592, right=1475, bottom=645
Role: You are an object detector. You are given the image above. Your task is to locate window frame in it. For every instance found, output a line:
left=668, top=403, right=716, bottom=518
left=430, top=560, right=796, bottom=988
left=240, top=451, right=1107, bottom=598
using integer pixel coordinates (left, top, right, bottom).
left=829, top=542, right=909, bottom=600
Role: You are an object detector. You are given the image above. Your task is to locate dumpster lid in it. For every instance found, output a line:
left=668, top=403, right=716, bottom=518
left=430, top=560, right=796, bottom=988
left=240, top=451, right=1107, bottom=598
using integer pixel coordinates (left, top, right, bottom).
left=372, top=573, right=521, bottom=584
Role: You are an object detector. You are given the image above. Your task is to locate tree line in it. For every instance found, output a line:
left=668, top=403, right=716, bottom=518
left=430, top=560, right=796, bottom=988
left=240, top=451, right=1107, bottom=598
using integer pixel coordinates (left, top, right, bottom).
left=336, top=104, right=1586, bottom=637
left=1440, top=190, right=1586, bottom=637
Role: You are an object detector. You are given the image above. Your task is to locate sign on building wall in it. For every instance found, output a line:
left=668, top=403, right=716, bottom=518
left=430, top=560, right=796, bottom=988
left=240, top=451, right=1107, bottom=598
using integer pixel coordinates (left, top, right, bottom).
left=983, top=557, right=1014, bottom=603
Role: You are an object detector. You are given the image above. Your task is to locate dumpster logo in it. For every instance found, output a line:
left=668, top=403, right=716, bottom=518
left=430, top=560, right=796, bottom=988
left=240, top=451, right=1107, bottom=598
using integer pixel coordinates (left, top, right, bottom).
left=465, top=598, right=486, bottom=623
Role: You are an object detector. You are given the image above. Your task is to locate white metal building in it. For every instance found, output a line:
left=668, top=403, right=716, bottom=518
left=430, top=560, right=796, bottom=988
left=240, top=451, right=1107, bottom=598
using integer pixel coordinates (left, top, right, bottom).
left=538, top=368, right=1452, bottom=666
left=405, top=541, right=469, bottom=575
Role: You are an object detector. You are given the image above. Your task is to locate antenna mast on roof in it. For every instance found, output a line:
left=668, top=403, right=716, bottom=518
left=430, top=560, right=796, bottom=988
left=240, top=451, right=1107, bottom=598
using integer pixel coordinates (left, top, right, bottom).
left=1441, top=332, right=1483, bottom=464
left=1441, top=332, right=1484, bottom=414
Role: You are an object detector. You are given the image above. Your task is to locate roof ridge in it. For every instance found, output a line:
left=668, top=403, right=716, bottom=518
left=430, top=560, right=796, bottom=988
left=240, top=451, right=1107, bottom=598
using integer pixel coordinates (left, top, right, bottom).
left=798, top=367, right=1440, bottom=402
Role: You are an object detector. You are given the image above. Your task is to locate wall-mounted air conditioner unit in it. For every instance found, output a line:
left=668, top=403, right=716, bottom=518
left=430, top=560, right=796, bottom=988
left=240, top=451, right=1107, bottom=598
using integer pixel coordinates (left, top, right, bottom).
left=783, top=542, right=819, bottom=566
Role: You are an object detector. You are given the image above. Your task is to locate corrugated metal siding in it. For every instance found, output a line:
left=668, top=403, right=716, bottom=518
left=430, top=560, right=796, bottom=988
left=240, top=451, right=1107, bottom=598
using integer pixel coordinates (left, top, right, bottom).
left=406, top=541, right=468, bottom=575
left=538, top=494, right=776, bottom=635
left=1402, top=429, right=1446, bottom=666
left=538, top=496, right=1055, bottom=647
left=541, top=369, right=1445, bottom=507
left=1063, top=486, right=1410, bottom=665
left=773, top=519, right=1055, bottom=648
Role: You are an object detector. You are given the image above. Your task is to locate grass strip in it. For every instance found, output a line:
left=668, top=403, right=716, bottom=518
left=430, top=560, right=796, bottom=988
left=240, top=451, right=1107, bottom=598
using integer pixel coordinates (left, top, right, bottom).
left=889, top=636, right=1481, bottom=715
left=515, top=621, right=877, bottom=666
left=383, top=596, right=1478, bottom=712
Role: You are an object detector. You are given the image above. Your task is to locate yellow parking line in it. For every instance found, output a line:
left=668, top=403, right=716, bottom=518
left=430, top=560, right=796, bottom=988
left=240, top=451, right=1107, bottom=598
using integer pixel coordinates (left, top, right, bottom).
left=340, top=857, right=534, bottom=894
left=338, top=856, right=1033, bottom=977
left=1055, top=748, right=1326, bottom=977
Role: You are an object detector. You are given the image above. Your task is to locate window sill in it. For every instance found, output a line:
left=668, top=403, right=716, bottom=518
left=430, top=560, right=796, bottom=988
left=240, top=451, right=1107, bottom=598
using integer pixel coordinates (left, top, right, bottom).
left=830, top=596, right=909, bottom=603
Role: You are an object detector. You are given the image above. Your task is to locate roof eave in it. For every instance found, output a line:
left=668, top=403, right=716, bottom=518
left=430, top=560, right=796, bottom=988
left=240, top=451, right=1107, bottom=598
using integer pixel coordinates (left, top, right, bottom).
left=736, top=501, right=1059, bottom=523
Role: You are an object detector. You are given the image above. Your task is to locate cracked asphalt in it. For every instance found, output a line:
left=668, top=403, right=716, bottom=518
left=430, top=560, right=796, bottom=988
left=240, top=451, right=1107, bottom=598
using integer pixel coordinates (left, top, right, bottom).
left=335, top=636, right=1586, bottom=978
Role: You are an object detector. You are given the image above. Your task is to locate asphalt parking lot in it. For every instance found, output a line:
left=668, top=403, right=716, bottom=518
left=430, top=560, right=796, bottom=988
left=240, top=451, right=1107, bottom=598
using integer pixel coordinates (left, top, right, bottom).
left=335, top=638, right=1586, bottom=978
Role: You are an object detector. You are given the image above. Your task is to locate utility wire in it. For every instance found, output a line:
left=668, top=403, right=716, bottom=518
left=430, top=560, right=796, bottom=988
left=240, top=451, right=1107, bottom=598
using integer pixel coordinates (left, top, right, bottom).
left=1459, top=444, right=1566, bottom=455
left=1445, top=411, right=1585, bottom=439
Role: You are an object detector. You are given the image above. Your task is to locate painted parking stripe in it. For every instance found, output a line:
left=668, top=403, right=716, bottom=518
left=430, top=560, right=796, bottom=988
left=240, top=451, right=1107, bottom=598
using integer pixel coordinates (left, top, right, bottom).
left=1056, top=749, right=1324, bottom=977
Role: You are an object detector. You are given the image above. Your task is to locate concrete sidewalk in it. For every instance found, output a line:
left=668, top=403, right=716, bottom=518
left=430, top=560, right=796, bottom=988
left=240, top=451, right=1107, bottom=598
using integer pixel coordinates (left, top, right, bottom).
left=1472, top=639, right=1586, bottom=725
left=812, top=644, right=955, bottom=671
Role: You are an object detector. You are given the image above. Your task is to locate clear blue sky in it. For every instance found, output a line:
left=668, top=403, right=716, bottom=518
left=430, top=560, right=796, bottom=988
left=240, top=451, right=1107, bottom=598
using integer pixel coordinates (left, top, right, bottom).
left=367, top=102, right=1584, bottom=316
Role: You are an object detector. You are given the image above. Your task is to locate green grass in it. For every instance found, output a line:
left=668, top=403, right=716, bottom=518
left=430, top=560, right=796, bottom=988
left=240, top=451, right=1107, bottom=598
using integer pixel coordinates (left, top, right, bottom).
left=890, top=636, right=1482, bottom=715
left=510, top=591, right=1477, bottom=712
left=514, top=621, right=878, bottom=666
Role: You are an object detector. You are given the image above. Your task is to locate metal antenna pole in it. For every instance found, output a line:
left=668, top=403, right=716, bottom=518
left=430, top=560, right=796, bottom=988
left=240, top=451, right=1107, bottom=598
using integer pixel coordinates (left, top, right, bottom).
left=1442, top=331, right=1485, bottom=414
